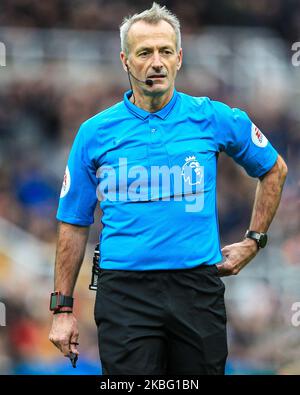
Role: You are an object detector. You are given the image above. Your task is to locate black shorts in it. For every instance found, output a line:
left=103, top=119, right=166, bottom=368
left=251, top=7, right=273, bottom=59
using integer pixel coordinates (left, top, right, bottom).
left=94, top=264, right=227, bottom=375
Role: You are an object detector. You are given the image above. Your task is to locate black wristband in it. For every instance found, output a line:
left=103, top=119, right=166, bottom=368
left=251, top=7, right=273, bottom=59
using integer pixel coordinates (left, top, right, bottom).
left=50, top=292, right=74, bottom=312
left=53, top=310, right=73, bottom=315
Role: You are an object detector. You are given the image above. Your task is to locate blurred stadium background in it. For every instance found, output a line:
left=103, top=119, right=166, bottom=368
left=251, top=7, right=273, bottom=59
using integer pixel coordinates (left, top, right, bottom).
left=0, top=0, right=299, bottom=375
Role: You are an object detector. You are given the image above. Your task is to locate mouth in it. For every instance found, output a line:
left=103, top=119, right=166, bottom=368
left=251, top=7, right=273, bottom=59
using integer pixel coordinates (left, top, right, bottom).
left=147, top=74, right=167, bottom=79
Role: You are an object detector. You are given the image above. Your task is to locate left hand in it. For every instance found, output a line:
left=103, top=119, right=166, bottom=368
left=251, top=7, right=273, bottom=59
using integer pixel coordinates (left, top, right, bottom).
left=216, top=238, right=258, bottom=277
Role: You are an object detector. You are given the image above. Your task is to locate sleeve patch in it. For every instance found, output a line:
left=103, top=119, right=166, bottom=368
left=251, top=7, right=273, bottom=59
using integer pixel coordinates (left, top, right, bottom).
left=60, top=166, right=71, bottom=198
left=251, top=123, right=268, bottom=148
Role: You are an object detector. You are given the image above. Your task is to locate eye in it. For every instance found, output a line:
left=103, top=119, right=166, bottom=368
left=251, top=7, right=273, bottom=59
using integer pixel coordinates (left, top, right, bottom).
left=138, top=51, right=149, bottom=57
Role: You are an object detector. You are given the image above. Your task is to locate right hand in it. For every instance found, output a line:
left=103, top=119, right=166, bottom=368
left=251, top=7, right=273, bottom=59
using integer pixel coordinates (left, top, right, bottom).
left=49, top=312, right=80, bottom=358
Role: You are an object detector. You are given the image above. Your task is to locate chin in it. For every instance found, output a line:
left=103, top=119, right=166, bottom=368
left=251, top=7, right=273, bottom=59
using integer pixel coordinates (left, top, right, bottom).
left=149, top=83, right=170, bottom=94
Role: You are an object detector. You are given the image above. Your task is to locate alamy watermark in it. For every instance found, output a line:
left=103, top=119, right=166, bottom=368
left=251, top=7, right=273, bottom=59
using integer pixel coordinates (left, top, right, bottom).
left=291, top=42, right=300, bottom=66
left=0, top=41, right=6, bottom=67
left=95, top=155, right=205, bottom=213
left=0, top=302, right=6, bottom=326
left=291, top=302, right=300, bottom=327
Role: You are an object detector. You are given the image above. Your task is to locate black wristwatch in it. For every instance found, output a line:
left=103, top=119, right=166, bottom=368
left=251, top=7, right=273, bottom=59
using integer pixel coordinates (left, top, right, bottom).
left=49, top=291, right=73, bottom=312
left=244, top=230, right=268, bottom=249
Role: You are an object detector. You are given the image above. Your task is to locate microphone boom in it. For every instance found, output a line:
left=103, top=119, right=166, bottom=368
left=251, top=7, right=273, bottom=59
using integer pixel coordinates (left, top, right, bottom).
left=127, top=67, right=154, bottom=87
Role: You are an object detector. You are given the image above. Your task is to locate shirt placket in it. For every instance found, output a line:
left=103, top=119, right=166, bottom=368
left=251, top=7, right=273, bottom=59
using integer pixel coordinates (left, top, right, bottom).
left=147, top=115, right=173, bottom=200
left=148, top=115, right=168, bottom=161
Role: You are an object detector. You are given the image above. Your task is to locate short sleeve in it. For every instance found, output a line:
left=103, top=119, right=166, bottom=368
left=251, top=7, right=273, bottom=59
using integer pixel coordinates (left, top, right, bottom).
left=56, top=123, right=98, bottom=225
left=212, top=100, right=278, bottom=177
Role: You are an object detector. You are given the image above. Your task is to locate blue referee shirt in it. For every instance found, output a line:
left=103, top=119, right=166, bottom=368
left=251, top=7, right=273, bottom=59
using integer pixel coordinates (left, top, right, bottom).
left=57, top=89, right=278, bottom=270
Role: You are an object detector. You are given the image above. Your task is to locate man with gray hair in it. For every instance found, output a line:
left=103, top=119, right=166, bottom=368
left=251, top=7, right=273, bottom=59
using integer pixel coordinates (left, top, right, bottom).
left=49, top=2, right=287, bottom=375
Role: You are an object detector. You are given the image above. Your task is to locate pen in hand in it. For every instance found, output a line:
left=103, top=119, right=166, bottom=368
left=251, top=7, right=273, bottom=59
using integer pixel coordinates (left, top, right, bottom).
left=69, top=341, right=79, bottom=368
left=69, top=352, right=78, bottom=368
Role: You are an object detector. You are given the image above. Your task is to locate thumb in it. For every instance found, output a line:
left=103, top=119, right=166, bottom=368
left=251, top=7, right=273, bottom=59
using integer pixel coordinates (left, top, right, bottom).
left=221, top=245, right=231, bottom=256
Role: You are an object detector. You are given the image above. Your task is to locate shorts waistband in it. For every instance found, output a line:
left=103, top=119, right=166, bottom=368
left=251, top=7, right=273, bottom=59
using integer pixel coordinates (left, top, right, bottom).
left=99, top=263, right=217, bottom=275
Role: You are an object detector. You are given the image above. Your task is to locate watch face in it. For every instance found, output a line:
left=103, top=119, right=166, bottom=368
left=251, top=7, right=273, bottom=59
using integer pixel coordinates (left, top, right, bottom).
left=50, top=296, right=57, bottom=310
left=259, top=233, right=268, bottom=248
left=50, top=292, right=60, bottom=311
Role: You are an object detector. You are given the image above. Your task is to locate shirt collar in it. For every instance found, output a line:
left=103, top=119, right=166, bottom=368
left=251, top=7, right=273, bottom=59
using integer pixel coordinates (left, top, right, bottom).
left=123, top=89, right=178, bottom=120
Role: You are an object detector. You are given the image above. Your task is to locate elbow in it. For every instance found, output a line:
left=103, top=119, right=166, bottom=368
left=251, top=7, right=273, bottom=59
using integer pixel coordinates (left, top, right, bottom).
left=259, top=155, right=288, bottom=182
left=278, top=155, right=288, bottom=180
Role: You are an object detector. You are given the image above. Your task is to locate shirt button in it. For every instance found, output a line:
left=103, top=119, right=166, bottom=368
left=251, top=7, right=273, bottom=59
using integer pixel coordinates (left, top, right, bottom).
left=151, top=128, right=156, bottom=133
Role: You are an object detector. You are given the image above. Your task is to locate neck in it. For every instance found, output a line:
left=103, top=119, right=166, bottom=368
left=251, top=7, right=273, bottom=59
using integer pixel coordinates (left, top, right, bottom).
left=129, top=87, right=174, bottom=113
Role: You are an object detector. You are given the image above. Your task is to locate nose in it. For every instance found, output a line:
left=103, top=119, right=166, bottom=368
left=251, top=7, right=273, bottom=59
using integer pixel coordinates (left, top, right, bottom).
left=151, top=51, right=163, bottom=71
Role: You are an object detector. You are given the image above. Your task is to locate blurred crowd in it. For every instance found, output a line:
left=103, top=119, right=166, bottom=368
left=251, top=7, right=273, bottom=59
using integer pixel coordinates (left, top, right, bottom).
left=0, top=0, right=300, bottom=375
left=1, top=0, right=300, bottom=42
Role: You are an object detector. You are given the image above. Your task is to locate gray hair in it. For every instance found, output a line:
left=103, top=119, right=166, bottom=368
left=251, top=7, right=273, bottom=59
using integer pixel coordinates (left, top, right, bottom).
left=120, top=2, right=181, bottom=56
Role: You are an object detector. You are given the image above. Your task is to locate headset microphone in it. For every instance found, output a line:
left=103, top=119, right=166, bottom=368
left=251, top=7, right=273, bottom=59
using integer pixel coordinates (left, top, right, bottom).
left=145, top=79, right=154, bottom=87
left=126, top=66, right=154, bottom=87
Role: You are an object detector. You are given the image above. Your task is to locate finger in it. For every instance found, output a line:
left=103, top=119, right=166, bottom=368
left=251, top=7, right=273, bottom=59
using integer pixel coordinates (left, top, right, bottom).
left=60, top=338, right=72, bottom=357
left=70, top=336, right=80, bottom=355
left=70, top=345, right=79, bottom=355
left=221, top=246, right=230, bottom=255
left=51, top=339, right=70, bottom=357
left=215, top=264, right=222, bottom=275
left=216, top=264, right=226, bottom=276
left=49, top=336, right=63, bottom=353
left=52, top=340, right=63, bottom=353
left=216, top=263, right=232, bottom=277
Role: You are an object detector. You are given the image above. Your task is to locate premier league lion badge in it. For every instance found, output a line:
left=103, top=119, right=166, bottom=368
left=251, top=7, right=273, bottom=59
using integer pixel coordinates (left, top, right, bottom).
left=181, top=155, right=203, bottom=186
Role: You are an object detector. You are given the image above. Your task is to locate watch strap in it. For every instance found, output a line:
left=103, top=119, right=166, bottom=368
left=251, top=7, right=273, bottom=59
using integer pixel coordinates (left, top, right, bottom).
left=50, top=292, right=74, bottom=311
left=245, top=230, right=261, bottom=242
left=244, top=230, right=267, bottom=249
left=59, top=294, right=73, bottom=308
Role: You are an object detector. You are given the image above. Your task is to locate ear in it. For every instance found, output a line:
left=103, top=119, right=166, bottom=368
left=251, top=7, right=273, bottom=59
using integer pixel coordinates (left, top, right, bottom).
left=176, top=48, right=183, bottom=71
left=120, top=51, right=129, bottom=73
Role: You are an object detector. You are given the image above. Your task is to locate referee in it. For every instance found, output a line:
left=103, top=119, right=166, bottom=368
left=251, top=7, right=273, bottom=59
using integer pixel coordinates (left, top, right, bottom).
left=49, top=3, right=288, bottom=375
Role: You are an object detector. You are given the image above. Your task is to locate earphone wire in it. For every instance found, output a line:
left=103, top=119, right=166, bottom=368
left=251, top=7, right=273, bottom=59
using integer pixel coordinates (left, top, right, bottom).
left=126, top=68, right=136, bottom=105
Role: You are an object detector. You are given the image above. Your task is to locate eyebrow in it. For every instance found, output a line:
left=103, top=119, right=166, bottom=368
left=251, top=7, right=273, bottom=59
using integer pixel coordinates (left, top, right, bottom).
left=135, top=45, right=175, bottom=53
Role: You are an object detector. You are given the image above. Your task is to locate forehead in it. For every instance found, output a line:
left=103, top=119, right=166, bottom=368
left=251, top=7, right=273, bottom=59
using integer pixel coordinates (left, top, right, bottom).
left=127, top=20, right=176, bottom=51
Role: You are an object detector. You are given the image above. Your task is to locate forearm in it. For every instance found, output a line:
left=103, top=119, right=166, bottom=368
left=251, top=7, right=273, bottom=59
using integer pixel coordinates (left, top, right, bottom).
left=249, top=155, right=288, bottom=233
left=54, top=222, right=90, bottom=296
left=218, top=156, right=288, bottom=276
